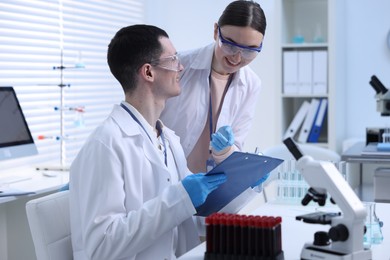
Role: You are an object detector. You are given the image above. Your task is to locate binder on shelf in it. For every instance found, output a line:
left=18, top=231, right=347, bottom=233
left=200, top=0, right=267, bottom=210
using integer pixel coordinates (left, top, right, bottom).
left=297, top=51, right=313, bottom=95
left=283, top=100, right=310, bottom=140
left=312, top=50, right=328, bottom=95
left=283, top=50, right=298, bottom=94
left=298, top=98, right=320, bottom=143
left=308, top=99, right=328, bottom=143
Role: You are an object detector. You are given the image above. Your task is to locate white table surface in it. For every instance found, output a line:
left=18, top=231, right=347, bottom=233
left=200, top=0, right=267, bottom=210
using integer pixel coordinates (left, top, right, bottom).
left=0, top=166, right=69, bottom=204
left=179, top=202, right=390, bottom=260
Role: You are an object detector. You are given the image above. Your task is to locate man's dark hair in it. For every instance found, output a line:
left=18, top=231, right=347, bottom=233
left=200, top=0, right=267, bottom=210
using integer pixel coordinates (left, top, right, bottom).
left=107, top=24, right=169, bottom=93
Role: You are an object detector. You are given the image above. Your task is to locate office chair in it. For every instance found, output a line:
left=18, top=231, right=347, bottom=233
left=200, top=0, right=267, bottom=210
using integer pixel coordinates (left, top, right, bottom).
left=261, top=143, right=341, bottom=202
left=26, top=190, right=73, bottom=260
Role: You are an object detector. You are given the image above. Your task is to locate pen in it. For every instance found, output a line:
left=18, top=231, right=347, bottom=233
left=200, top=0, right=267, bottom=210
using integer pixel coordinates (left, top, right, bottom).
left=254, top=147, right=262, bottom=155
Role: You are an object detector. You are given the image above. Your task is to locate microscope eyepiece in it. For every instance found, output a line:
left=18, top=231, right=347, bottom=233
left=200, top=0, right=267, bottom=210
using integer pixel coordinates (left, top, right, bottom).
left=370, top=75, right=388, bottom=94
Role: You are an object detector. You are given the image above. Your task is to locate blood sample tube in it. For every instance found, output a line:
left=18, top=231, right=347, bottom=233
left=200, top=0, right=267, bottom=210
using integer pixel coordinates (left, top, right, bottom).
left=205, top=214, right=214, bottom=254
left=275, top=216, right=283, bottom=255
left=264, top=216, right=272, bottom=257
left=255, top=216, right=264, bottom=257
left=248, top=216, right=256, bottom=256
left=233, top=215, right=242, bottom=256
left=213, top=213, right=221, bottom=254
left=226, top=214, right=235, bottom=256
left=219, top=214, right=227, bottom=255
left=241, top=215, right=249, bottom=256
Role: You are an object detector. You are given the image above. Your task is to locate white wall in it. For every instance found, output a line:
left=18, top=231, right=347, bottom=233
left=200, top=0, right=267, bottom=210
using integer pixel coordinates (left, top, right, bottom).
left=145, top=0, right=390, bottom=152
left=345, top=0, right=390, bottom=139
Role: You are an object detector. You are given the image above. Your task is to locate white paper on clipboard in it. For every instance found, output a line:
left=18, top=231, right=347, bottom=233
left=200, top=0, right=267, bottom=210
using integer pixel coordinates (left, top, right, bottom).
left=195, top=152, right=283, bottom=216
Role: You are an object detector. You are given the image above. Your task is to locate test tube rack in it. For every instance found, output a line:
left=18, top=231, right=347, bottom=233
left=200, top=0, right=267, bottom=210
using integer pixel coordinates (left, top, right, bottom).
left=205, top=213, right=284, bottom=260
left=275, top=160, right=346, bottom=204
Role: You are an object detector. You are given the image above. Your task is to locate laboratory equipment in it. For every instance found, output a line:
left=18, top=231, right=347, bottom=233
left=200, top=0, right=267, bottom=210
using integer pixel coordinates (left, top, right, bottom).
left=369, top=75, right=390, bottom=116
left=0, top=87, right=38, bottom=161
left=204, top=212, right=284, bottom=259
left=363, top=201, right=383, bottom=248
left=283, top=137, right=372, bottom=259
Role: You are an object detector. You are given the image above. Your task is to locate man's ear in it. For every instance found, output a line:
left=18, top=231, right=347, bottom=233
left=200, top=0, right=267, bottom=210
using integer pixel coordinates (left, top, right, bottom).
left=139, top=63, right=154, bottom=82
left=213, top=22, right=218, bottom=41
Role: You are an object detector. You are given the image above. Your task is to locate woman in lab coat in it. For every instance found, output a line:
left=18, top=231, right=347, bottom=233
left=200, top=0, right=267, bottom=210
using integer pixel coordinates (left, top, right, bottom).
left=160, top=0, right=267, bottom=174
left=69, top=25, right=226, bottom=260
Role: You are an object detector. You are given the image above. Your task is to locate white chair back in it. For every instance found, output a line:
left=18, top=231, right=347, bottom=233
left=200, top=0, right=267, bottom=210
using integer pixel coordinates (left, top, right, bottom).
left=26, top=191, right=72, bottom=260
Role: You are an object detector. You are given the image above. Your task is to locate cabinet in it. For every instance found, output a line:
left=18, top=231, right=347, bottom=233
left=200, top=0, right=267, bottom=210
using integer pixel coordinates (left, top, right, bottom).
left=276, top=0, right=346, bottom=153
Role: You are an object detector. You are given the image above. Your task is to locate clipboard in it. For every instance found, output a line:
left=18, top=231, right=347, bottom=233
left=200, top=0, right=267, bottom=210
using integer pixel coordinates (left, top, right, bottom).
left=195, top=151, right=283, bottom=216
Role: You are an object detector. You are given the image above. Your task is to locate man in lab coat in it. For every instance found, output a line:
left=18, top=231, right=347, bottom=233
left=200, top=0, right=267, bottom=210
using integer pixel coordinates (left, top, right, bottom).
left=69, top=25, right=226, bottom=260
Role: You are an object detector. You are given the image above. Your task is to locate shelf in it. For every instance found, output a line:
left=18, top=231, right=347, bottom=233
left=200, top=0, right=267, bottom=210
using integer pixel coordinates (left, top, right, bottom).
left=282, top=43, right=328, bottom=49
left=281, top=0, right=328, bottom=45
left=279, top=0, right=330, bottom=147
left=282, top=94, right=328, bottom=98
left=278, top=0, right=347, bottom=153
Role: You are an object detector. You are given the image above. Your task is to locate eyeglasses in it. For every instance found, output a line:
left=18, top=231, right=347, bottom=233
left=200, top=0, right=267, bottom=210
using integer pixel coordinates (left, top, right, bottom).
left=217, top=26, right=262, bottom=60
left=150, top=54, right=182, bottom=72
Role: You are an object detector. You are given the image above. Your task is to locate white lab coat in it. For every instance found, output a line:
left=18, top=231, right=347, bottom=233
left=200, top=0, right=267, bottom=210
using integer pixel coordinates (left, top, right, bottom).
left=69, top=104, right=200, bottom=260
left=161, top=43, right=262, bottom=157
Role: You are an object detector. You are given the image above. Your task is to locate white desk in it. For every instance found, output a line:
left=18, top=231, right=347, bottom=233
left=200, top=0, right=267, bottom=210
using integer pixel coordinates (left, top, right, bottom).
left=342, top=142, right=390, bottom=202
left=0, top=167, right=69, bottom=260
left=179, top=202, right=390, bottom=260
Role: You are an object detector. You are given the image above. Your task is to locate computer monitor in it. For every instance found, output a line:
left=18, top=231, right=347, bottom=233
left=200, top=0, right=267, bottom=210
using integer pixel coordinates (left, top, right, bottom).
left=0, top=87, right=38, bottom=161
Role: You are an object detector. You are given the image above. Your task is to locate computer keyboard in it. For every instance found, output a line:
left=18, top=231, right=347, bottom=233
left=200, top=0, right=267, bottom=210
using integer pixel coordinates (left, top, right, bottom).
left=0, top=175, right=32, bottom=186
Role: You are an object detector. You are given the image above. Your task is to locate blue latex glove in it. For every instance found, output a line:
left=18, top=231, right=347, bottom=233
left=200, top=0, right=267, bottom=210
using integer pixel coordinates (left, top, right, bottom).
left=211, top=125, right=235, bottom=152
left=251, top=172, right=270, bottom=188
left=182, top=173, right=227, bottom=208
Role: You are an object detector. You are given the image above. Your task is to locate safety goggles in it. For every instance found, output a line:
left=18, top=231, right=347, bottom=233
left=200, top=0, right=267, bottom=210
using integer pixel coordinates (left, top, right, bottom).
left=150, top=54, right=181, bottom=72
left=218, top=26, right=262, bottom=60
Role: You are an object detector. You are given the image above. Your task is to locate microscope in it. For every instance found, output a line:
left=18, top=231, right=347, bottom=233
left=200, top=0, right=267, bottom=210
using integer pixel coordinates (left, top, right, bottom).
left=283, top=138, right=372, bottom=260
left=369, top=75, right=390, bottom=116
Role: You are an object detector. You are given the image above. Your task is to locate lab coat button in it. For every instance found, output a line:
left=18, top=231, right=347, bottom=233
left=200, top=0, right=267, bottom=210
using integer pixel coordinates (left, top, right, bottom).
left=167, top=178, right=170, bottom=182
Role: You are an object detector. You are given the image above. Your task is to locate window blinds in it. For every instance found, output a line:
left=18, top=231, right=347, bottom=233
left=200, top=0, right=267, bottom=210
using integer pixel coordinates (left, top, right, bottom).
left=0, top=0, right=144, bottom=170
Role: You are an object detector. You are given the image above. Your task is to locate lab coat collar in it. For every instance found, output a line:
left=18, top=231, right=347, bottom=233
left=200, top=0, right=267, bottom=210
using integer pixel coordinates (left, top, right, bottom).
left=112, top=103, right=155, bottom=141
left=187, top=43, right=215, bottom=71
left=111, top=104, right=168, bottom=170
left=186, top=43, right=247, bottom=89
left=111, top=104, right=189, bottom=179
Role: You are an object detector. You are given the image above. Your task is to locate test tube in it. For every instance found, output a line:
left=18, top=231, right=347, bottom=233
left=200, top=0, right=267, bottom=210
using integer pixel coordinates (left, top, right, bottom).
left=382, top=128, right=390, bottom=143
left=255, top=216, right=265, bottom=257
left=226, top=215, right=234, bottom=256
left=219, top=214, right=227, bottom=255
left=233, top=215, right=242, bottom=256
left=205, top=214, right=214, bottom=254
left=241, top=215, right=249, bottom=256
left=212, top=214, right=221, bottom=254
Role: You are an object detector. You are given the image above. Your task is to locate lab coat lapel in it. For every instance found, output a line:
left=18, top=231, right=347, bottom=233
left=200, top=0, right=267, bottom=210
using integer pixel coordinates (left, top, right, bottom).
left=111, top=105, right=170, bottom=174
left=143, top=140, right=170, bottom=174
left=215, top=71, right=245, bottom=130
left=163, top=127, right=191, bottom=179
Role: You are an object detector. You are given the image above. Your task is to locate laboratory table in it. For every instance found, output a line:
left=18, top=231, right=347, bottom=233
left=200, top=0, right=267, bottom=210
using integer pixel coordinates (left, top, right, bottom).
left=341, top=142, right=390, bottom=164
left=178, top=202, right=390, bottom=260
left=341, top=141, right=390, bottom=202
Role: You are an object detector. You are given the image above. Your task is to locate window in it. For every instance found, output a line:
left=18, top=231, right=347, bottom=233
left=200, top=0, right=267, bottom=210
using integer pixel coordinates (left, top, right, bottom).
left=0, top=0, right=144, bottom=170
